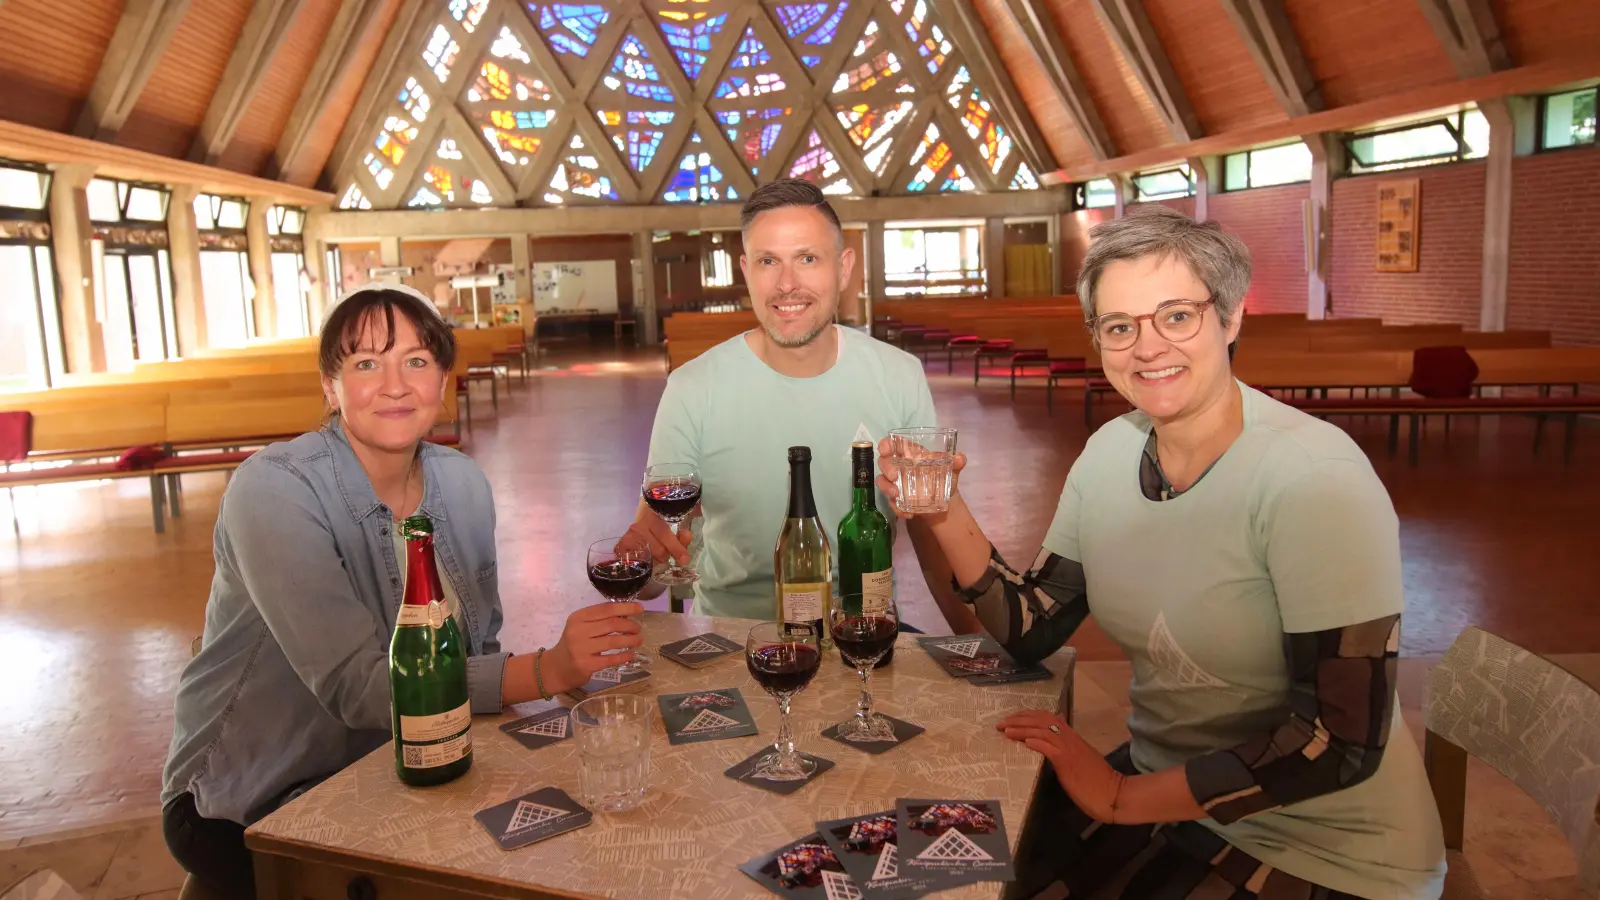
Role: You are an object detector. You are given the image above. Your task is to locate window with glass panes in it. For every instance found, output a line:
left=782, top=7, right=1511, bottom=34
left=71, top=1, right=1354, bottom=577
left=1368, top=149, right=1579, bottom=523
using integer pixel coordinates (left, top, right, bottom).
left=88, top=178, right=177, bottom=369
left=0, top=161, right=63, bottom=391
left=1540, top=88, right=1597, bottom=151
left=1345, top=108, right=1489, bottom=174
left=1132, top=165, right=1194, bottom=201
left=1222, top=142, right=1312, bottom=191
left=883, top=222, right=985, bottom=297
left=267, top=205, right=311, bottom=337
left=1073, top=178, right=1117, bottom=210
left=195, top=194, right=256, bottom=348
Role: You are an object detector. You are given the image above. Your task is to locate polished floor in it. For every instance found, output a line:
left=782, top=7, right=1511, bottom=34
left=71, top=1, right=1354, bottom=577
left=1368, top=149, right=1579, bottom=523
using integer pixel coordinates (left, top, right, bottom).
left=1, top=343, right=1597, bottom=880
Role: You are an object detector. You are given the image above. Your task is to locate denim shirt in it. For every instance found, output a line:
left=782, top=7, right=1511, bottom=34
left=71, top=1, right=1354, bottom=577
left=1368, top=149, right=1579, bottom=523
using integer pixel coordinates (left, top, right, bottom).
left=161, top=420, right=509, bottom=825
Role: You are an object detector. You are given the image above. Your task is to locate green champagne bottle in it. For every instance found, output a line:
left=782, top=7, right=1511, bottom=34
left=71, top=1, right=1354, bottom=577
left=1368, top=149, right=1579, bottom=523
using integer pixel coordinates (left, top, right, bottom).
left=390, top=514, right=472, bottom=787
left=838, top=441, right=895, bottom=667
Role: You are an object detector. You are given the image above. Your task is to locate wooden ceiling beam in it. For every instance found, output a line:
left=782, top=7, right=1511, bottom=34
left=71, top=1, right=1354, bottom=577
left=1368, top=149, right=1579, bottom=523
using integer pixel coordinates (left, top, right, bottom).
left=1219, top=0, right=1322, bottom=118
left=0, top=119, right=334, bottom=205
left=1044, top=55, right=1600, bottom=183
left=190, top=0, right=308, bottom=166
left=1004, top=0, right=1115, bottom=160
left=267, top=0, right=385, bottom=183
left=1416, top=0, right=1511, bottom=79
left=1087, top=0, right=1201, bottom=143
left=325, top=0, right=430, bottom=192
left=933, top=0, right=1060, bottom=173
left=74, top=0, right=193, bottom=141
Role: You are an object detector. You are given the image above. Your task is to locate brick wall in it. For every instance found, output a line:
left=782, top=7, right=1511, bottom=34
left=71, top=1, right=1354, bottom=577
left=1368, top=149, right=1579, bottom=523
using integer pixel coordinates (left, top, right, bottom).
left=1208, top=183, right=1310, bottom=315
left=1329, top=163, right=1485, bottom=326
left=1507, top=147, right=1600, bottom=346
left=1060, top=208, right=1113, bottom=293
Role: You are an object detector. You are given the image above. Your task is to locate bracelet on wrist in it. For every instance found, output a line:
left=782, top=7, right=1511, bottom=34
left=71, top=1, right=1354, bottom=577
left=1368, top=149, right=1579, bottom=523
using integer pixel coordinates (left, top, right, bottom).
left=534, top=647, right=551, bottom=700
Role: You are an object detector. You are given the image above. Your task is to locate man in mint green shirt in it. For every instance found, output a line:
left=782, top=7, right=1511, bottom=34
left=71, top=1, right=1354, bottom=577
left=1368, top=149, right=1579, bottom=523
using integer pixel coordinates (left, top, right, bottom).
left=629, top=179, right=941, bottom=621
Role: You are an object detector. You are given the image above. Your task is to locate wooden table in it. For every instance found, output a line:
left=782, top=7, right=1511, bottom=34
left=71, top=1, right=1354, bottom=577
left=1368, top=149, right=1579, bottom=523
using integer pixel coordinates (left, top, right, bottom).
left=246, top=612, right=1078, bottom=899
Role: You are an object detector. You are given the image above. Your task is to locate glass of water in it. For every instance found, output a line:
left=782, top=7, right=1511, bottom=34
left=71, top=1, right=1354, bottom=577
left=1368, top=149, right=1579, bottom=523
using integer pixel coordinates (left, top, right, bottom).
left=571, top=694, right=652, bottom=813
left=888, top=427, right=959, bottom=514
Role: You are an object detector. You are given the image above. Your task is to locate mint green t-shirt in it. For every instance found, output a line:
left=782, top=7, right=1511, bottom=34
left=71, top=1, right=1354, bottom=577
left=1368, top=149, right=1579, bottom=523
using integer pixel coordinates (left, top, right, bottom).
left=1044, top=383, right=1446, bottom=900
left=646, top=326, right=937, bottom=620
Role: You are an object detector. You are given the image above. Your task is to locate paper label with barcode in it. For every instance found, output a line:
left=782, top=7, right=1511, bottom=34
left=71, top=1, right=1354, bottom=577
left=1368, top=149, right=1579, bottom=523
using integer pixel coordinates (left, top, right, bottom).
left=782, top=584, right=826, bottom=622
left=861, top=568, right=893, bottom=613
left=401, top=731, right=472, bottom=769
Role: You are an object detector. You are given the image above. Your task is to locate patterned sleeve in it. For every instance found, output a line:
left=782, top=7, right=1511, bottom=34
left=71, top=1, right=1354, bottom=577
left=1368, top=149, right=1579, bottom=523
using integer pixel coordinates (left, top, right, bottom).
left=951, top=545, right=1090, bottom=665
left=1185, top=614, right=1401, bottom=825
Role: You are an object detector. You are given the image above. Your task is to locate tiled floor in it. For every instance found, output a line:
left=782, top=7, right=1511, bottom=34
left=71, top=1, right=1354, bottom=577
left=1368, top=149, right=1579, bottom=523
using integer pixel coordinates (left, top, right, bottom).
left=2, top=345, right=1598, bottom=894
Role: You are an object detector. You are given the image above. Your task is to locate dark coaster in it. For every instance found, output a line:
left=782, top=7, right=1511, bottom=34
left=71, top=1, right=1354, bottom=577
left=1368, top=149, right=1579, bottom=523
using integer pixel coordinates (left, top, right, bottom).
left=499, top=704, right=572, bottom=750
left=658, top=688, right=760, bottom=744
left=659, top=632, right=741, bottom=668
left=820, top=714, right=925, bottom=754
left=724, top=748, right=836, bottom=795
left=474, top=787, right=592, bottom=851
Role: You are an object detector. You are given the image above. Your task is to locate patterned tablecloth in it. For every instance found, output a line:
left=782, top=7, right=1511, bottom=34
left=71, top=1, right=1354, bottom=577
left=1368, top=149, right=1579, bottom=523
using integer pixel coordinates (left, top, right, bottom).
left=246, top=612, right=1078, bottom=898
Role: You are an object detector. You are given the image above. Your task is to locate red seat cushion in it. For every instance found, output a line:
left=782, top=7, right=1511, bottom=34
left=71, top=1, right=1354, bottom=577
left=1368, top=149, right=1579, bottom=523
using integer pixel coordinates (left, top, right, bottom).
left=1049, top=360, right=1087, bottom=375
left=979, top=339, right=1014, bottom=350
left=0, top=411, right=31, bottom=463
left=1409, top=346, right=1479, bottom=398
left=154, top=450, right=254, bottom=469
left=115, top=444, right=169, bottom=471
left=947, top=335, right=981, bottom=345
left=1012, top=349, right=1048, bottom=362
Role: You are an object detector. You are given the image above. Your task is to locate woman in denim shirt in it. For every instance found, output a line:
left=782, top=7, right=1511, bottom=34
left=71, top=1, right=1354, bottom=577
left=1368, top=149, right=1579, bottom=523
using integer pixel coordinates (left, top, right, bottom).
left=161, top=285, right=644, bottom=897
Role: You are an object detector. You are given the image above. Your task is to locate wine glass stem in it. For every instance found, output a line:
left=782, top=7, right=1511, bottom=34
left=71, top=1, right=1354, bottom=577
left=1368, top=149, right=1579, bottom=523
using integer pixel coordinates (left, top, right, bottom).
left=856, top=666, right=874, bottom=723
left=775, top=694, right=795, bottom=763
left=668, top=521, right=684, bottom=570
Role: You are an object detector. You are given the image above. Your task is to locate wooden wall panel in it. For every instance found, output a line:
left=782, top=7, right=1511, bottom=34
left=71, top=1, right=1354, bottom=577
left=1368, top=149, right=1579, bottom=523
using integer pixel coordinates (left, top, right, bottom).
left=1492, top=0, right=1600, bottom=67
left=1041, top=0, right=1168, bottom=158
left=218, top=0, right=342, bottom=176
left=284, top=0, right=405, bottom=188
left=0, top=0, right=124, bottom=133
left=1282, top=0, right=1456, bottom=107
left=1144, top=0, right=1286, bottom=135
left=118, top=0, right=253, bottom=158
left=971, top=0, right=1096, bottom=169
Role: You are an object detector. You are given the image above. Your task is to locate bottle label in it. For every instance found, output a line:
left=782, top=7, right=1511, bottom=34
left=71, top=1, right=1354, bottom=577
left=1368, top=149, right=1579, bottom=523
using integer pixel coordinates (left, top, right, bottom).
left=399, top=701, right=472, bottom=769
left=781, top=583, right=828, bottom=623
left=861, top=568, right=893, bottom=614
left=397, top=601, right=450, bottom=628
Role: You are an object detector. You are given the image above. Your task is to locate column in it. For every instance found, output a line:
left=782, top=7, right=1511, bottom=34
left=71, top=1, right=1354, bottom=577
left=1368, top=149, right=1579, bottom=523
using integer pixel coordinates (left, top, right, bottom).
left=246, top=201, right=276, bottom=339
left=1112, top=174, right=1130, bottom=218
left=167, top=184, right=208, bottom=355
left=1188, top=157, right=1215, bottom=222
left=48, top=164, right=106, bottom=373
left=301, top=210, right=330, bottom=327
left=632, top=231, right=659, bottom=345
left=1304, top=134, right=1342, bottom=321
left=1047, top=214, right=1063, bottom=296
left=1477, top=98, right=1529, bottom=333
left=866, top=220, right=887, bottom=317
left=378, top=235, right=402, bottom=281
left=984, top=217, right=1007, bottom=298
left=509, top=233, right=533, bottom=337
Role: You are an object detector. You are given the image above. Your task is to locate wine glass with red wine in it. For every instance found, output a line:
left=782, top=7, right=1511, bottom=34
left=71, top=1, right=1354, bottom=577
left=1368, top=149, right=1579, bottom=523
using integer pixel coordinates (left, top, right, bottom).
left=642, top=462, right=702, bottom=585
left=828, top=593, right=899, bottom=742
left=744, top=621, right=821, bottom=781
left=587, top=537, right=654, bottom=674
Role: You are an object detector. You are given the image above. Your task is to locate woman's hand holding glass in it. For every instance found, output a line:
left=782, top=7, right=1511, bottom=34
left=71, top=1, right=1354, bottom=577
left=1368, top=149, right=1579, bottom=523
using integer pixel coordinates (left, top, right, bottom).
left=875, top=436, right=967, bottom=520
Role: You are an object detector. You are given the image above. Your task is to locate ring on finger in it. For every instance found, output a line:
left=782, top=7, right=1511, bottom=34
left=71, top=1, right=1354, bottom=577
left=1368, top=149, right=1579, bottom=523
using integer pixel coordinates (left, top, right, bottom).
left=1048, top=724, right=1061, bottom=735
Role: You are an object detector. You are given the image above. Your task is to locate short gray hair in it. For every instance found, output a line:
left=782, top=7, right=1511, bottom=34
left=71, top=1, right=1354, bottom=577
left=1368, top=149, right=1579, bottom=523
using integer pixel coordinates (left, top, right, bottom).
left=1076, top=205, right=1251, bottom=326
left=740, top=178, right=844, bottom=249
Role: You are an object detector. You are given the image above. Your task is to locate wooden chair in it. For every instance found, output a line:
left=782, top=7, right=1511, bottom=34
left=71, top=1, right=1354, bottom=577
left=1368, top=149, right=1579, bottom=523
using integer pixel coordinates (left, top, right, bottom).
left=1425, top=626, right=1600, bottom=898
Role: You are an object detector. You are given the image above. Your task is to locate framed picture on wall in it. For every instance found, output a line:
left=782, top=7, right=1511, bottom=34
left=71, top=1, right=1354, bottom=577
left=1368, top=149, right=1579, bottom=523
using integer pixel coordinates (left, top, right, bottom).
left=1375, top=179, right=1420, bottom=272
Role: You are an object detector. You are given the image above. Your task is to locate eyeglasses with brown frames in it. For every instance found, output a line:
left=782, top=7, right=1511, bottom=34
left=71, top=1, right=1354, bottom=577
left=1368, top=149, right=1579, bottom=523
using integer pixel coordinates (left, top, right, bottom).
left=1085, top=298, right=1217, bottom=351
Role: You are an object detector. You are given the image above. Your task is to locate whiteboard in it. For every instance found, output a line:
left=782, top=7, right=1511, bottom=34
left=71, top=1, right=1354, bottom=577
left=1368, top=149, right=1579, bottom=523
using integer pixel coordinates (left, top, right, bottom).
left=531, top=260, right=618, bottom=315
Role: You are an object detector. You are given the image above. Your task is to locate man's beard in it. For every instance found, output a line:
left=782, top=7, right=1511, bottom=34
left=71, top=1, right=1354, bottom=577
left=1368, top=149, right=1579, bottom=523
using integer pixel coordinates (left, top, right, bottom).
left=761, top=292, right=831, bottom=348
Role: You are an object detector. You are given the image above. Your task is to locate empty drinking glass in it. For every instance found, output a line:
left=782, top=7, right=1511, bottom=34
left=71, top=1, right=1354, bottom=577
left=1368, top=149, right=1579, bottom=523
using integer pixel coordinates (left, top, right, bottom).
left=571, top=694, right=653, bottom=813
left=888, top=427, right=958, bottom=514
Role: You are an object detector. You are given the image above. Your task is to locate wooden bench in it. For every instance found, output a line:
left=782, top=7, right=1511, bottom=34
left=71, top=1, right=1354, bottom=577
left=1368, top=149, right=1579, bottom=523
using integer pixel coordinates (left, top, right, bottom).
left=1289, top=394, right=1600, bottom=465
left=664, top=311, right=757, bottom=371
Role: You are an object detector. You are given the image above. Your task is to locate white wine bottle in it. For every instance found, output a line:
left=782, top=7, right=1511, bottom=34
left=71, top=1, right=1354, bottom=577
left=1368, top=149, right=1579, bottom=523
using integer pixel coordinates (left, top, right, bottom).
left=775, top=446, right=833, bottom=648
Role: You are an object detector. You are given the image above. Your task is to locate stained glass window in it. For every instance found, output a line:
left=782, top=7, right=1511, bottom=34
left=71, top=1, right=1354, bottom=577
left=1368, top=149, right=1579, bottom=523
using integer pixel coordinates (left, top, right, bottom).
left=714, top=107, right=790, bottom=173
left=835, top=101, right=912, bottom=174
left=463, top=33, right=559, bottom=171
left=656, top=6, right=729, bottom=81
left=410, top=138, right=496, bottom=207
left=600, top=32, right=676, bottom=103
left=526, top=3, right=610, bottom=81
left=662, top=132, right=736, bottom=203
left=830, top=18, right=916, bottom=174
left=898, top=0, right=950, bottom=76
left=771, top=2, right=848, bottom=70
left=596, top=109, right=674, bottom=172
left=545, top=133, right=620, bottom=202
left=421, top=24, right=462, bottom=82
left=787, top=128, right=854, bottom=195
left=906, top=122, right=955, bottom=192
left=449, top=0, right=491, bottom=33
left=397, top=77, right=432, bottom=122
left=1011, top=161, right=1039, bottom=190
left=946, top=67, right=1011, bottom=175
left=338, top=184, right=371, bottom=210
left=714, top=27, right=786, bottom=98
left=939, top=163, right=973, bottom=192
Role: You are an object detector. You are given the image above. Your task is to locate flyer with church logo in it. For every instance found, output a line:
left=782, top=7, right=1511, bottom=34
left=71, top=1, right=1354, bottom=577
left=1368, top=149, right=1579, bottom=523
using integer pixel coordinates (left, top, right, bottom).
left=895, top=799, right=1014, bottom=884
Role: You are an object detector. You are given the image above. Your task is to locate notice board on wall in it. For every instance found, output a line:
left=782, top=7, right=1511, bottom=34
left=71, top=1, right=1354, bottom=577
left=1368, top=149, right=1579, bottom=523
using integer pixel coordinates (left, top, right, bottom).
left=1375, top=178, right=1420, bottom=272
left=531, top=260, right=619, bottom=315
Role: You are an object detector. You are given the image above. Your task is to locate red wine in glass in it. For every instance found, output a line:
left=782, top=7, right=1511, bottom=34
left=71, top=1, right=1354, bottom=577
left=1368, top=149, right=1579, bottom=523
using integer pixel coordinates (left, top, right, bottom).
left=586, top=537, right=653, bottom=673
left=747, top=643, right=821, bottom=694
left=743, top=622, right=820, bottom=782
left=643, top=483, right=701, bottom=520
left=642, top=463, right=702, bottom=585
left=828, top=595, right=899, bottom=742
left=831, top=616, right=898, bottom=665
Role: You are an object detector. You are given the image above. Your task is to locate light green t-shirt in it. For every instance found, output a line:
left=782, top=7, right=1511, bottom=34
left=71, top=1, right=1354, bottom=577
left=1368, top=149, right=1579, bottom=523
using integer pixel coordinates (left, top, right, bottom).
left=647, top=326, right=937, bottom=620
left=1044, top=382, right=1446, bottom=900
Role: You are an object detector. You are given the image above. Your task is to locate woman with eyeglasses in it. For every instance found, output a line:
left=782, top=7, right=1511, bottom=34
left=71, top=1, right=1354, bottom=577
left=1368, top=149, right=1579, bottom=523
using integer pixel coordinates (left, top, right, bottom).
left=878, top=206, right=1446, bottom=899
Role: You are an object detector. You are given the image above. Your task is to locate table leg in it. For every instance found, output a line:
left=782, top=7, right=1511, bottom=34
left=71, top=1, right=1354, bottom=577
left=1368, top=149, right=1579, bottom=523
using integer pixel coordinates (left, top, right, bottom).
left=1409, top=415, right=1421, bottom=467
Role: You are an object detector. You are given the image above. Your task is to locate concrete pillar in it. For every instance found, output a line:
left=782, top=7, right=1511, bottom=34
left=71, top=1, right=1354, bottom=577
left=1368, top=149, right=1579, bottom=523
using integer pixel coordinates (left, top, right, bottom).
left=866, top=220, right=887, bottom=313
left=1189, top=157, right=1215, bottom=221
left=246, top=201, right=275, bottom=338
left=633, top=231, right=659, bottom=345
left=379, top=236, right=402, bottom=271
left=48, top=164, right=106, bottom=374
left=1477, top=98, right=1532, bottom=333
left=985, top=217, right=1007, bottom=298
left=167, top=185, right=207, bottom=354
left=1304, top=134, right=1343, bottom=320
left=301, top=211, right=331, bottom=327
left=1112, top=174, right=1130, bottom=218
left=1048, top=214, right=1063, bottom=296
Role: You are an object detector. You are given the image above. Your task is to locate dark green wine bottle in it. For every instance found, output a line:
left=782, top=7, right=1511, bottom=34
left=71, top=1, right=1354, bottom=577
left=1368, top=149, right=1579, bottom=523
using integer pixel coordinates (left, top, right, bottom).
left=838, top=441, right=895, bottom=667
left=390, top=514, right=472, bottom=787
